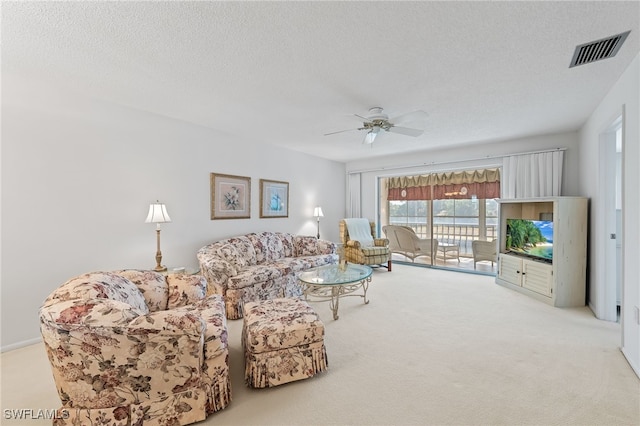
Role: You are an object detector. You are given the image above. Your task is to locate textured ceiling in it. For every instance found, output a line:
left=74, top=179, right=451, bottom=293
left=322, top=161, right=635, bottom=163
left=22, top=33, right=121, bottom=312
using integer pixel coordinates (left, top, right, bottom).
left=3, top=1, right=639, bottom=163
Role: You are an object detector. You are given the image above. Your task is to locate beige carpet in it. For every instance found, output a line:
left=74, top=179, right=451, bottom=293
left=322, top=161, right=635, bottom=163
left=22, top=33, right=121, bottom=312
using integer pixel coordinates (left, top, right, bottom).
left=2, top=264, right=638, bottom=425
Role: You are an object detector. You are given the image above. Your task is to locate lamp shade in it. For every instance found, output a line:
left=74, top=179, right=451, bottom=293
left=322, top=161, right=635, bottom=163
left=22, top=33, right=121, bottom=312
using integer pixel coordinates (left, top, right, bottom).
left=145, top=202, right=171, bottom=223
left=313, top=206, right=324, bottom=218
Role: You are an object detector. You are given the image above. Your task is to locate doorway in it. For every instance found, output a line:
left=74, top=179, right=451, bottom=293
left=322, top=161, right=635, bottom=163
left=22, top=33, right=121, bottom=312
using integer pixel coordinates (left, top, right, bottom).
left=598, top=114, right=623, bottom=322
left=380, top=168, right=500, bottom=275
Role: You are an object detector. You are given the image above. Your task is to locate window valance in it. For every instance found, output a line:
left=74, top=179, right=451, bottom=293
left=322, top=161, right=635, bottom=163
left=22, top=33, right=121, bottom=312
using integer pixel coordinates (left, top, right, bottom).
left=387, top=168, right=500, bottom=189
left=387, top=168, right=500, bottom=201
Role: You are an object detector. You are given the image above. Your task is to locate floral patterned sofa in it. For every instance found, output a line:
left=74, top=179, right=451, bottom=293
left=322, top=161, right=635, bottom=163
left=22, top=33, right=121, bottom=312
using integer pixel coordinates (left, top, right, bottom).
left=39, top=270, right=231, bottom=426
left=197, top=232, right=338, bottom=319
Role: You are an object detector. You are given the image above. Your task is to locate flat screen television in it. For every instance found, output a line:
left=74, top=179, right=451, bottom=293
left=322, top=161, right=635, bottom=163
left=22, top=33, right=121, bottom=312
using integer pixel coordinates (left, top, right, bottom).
left=505, top=219, right=553, bottom=263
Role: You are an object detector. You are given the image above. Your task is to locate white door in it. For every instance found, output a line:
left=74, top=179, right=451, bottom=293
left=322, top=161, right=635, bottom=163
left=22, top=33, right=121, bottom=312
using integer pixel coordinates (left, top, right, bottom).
left=598, top=116, right=622, bottom=322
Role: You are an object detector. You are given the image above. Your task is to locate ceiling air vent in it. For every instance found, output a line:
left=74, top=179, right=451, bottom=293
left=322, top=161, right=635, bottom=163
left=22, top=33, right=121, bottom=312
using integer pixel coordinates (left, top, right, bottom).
left=569, top=30, right=630, bottom=68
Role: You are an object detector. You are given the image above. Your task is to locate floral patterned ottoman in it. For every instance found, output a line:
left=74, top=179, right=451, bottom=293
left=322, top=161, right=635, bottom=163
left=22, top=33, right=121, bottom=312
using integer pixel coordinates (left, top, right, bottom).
left=242, top=298, right=328, bottom=388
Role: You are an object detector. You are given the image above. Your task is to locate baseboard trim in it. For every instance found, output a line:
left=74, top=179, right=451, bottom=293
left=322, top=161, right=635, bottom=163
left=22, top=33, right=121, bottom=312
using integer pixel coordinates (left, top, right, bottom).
left=391, top=260, right=497, bottom=277
left=1, top=337, right=41, bottom=353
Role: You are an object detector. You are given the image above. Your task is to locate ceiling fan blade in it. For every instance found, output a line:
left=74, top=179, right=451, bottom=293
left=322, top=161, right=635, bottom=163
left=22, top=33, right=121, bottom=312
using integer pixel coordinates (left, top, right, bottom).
left=390, top=110, right=428, bottom=125
left=324, top=128, right=360, bottom=136
left=388, top=126, right=424, bottom=137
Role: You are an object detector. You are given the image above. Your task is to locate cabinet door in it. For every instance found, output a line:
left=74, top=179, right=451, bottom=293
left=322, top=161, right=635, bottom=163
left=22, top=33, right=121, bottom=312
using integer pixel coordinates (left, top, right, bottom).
left=499, top=254, right=522, bottom=286
left=522, top=260, right=553, bottom=297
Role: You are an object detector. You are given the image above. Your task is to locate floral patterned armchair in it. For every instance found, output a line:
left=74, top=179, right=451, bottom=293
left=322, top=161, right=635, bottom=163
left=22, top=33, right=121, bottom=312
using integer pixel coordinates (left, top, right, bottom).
left=39, top=270, right=231, bottom=425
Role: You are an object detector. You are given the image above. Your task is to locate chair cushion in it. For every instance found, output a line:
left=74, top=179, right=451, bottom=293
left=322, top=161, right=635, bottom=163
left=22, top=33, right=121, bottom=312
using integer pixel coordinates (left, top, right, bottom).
left=293, top=236, right=320, bottom=256
left=361, top=246, right=390, bottom=256
left=271, top=258, right=312, bottom=275
left=243, top=298, right=324, bottom=354
left=229, top=265, right=284, bottom=289
left=216, top=243, right=246, bottom=272
left=113, top=270, right=169, bottom=312
left=278, top=232, right=296, bottom=258
left=167, top=274, right=207, bottom=309
left=248, top=232, right=286, bottom=264
left=217, top=238, right=257, bottom=270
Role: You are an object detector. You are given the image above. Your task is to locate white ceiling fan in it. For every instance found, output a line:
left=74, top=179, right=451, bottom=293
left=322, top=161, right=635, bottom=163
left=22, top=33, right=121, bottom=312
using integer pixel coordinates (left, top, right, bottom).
left=325, top=107, right=428, bottom=144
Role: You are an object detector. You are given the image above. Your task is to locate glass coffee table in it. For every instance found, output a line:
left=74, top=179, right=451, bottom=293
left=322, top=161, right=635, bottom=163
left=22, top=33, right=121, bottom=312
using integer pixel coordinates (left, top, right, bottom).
left=298, top=263, right=373, bottom=320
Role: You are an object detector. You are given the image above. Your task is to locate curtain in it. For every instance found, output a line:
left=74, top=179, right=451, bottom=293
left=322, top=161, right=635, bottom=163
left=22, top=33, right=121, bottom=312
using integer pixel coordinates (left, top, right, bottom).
left=502, top=150, right=563, bottom=198
left=347, top=173, right=361, bottom=218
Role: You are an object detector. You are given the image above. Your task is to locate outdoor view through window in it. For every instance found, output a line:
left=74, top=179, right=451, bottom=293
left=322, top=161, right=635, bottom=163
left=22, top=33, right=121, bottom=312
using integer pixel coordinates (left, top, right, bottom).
left=381, top=168, right=499, bottom=273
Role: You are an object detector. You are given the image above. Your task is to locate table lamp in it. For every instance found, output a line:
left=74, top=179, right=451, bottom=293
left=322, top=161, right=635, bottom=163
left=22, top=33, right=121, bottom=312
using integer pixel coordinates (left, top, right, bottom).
left=145, top=201, right=171, bottom=272
left=313, top=206, right=324, bottom=239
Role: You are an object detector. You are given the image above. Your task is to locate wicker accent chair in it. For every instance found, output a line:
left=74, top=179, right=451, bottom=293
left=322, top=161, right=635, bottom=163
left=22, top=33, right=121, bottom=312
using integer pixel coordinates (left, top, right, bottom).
left=339, top=219, right=391, bottom=271
left=382, top=225, right=439, bottom=264
left=472, top=239, right=498, bottom=269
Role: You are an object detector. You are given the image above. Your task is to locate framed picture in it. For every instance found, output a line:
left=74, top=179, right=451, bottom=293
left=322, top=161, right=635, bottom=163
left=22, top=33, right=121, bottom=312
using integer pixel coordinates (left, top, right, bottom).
left=259, top=179, right=289, bottom=218
left=210, top=173, right=251, bottom=220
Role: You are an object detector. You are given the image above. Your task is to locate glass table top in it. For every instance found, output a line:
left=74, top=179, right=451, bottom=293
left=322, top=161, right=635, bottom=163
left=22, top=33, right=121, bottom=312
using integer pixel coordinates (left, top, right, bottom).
left=298, top=263, right=373, bottom=286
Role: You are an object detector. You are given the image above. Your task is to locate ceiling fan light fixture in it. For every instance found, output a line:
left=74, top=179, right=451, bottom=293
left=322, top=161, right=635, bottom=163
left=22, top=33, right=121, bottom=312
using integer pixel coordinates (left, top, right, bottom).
left=364, top=130, right=378, bottom=144
left=326, top=106, right=428, bottom=145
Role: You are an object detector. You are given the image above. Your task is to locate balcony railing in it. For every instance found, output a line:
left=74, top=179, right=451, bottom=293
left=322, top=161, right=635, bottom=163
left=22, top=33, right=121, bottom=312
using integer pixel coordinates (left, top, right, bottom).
left=388, top=221, right=497, bottom=256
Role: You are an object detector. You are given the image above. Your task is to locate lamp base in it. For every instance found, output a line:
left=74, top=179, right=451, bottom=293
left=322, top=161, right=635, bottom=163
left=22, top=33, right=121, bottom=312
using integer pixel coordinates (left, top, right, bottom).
left=153, top=245, right=166, bottom=272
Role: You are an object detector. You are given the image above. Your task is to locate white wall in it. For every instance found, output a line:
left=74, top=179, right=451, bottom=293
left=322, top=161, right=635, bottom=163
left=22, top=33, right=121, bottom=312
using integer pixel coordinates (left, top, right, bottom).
left=346, top=132, right=580, bottom=226
left=1, top=77, right=345, bottom=350
left=579, top=53, right=640, bottom=376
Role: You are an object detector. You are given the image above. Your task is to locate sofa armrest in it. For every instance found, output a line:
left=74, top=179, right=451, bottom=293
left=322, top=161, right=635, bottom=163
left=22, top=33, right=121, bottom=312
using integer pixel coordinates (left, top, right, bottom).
left=317, top=239, right=337, bottom=255
left=197, top=262, right=226, bottom=294
left=198, top=257, right=237, bottom=295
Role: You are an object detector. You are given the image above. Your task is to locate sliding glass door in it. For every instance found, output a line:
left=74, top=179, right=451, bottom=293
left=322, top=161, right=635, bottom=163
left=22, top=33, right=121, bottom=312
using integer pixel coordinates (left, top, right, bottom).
left=388, top=200, right=429, bottom=237
left=381, top=168, right=499, bottom=274
left=432, top=198, right=498, bottom=261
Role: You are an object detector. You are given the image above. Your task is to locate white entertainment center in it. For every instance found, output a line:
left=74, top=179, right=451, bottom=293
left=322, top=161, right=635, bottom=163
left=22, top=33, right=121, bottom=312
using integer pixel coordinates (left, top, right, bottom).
left=496, top=197, right=588, bottom=307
